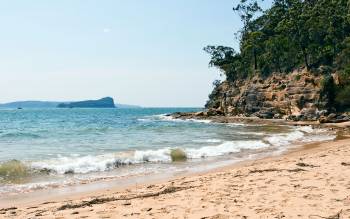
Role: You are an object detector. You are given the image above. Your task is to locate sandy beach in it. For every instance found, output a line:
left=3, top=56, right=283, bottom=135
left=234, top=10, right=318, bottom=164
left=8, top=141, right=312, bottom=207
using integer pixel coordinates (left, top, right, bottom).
left=0, top=131, right=349, bottom=218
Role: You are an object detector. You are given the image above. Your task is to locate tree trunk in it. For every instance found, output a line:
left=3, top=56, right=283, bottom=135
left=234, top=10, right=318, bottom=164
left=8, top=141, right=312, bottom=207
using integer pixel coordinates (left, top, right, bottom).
left=302, top=47, right=310, bottom=70
left=253, top=48, right=258, bottom=70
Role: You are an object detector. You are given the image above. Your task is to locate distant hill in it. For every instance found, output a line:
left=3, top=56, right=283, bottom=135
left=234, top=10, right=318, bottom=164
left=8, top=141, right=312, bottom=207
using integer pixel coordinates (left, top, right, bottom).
left=0, top=101, right=62, bottom=108
left=0, top=98, right=141, bottom=109
left=57, top=97, right=115, bottom=108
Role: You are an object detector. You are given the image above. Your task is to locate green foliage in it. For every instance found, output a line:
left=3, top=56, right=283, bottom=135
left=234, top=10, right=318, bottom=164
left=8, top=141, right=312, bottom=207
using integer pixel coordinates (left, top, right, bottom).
left=320, top=75, right=338, bottom=111
left=204, top=0, right=350, bottom=81
left=335, top=66, right=350, bottom=110
left=335, top=85, right=350, bottom=109
left=203, top=46, right=248, bottom=81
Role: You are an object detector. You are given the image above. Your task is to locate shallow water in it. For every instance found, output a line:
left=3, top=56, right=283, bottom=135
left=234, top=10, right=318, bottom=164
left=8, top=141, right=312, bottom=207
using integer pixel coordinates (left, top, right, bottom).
left=0, top=108, right=335, bottom=195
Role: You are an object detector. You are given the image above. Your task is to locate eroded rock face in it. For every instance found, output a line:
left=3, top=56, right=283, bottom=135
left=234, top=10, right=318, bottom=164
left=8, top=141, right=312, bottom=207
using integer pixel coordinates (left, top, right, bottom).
left=206, top=69, right=328, bottom=120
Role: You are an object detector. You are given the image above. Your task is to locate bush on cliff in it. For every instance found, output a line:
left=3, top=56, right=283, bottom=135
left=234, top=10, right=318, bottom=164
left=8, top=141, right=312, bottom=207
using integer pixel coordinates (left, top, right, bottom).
left=335, top=85, right=350, bottom=110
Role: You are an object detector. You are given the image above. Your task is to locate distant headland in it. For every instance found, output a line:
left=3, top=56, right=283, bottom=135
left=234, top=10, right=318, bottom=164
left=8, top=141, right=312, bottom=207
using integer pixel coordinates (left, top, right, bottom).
left=57, top=97, right=115, bottom=108
left=0, top=97, right=141, bottom=109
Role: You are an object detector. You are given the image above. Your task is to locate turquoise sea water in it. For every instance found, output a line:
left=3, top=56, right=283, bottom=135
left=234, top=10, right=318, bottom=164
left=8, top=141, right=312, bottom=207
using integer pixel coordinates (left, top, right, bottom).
left=0, top=108, right=335, bottom=195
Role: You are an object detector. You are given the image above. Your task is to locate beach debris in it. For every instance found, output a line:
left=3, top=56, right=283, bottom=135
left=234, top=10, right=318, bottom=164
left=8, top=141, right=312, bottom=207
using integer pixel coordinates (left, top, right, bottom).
left=142, top=207, right=152, bottom=212
left=288, top=168, right=306, bottom=173
left=170, top=148, right=187, bottom=162
left=249, top=168, right=306, bottom=174
left=296, top=162, right=319, bottom=168
left=309, top=209, right=342, bottom=219
left=41, top=201, right=56, bottom=205
left=341, top=162, right=350, bottom=166
left=201, top=214, right=230, bottom=219
left=0, top=207, right=17, bottom=212
left=57, top=186, right=196, bottom=210
left=249, top=168, right=279, bottom=173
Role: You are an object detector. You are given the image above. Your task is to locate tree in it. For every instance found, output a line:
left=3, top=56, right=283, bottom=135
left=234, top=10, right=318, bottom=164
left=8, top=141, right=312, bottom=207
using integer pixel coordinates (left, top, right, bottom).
left=203, top=46, right=247, bottom=81
left=205, top=0, right=350, bottom=80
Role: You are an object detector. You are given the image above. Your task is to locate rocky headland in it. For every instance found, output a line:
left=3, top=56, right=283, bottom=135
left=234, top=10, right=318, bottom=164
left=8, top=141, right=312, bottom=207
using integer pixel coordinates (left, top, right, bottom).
left=173, top=68, right=350, bottom=124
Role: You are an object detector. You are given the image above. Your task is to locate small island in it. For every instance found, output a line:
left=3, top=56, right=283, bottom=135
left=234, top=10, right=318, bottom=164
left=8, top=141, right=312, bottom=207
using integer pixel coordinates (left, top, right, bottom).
left=57, top=97, right=116, bottom=108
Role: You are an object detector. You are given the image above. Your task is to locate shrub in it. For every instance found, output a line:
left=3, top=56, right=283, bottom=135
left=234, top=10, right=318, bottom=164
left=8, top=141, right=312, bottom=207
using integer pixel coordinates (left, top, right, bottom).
left=320, top=75, right=336, bottom=110
left=335, top=85, right=350, bottom=110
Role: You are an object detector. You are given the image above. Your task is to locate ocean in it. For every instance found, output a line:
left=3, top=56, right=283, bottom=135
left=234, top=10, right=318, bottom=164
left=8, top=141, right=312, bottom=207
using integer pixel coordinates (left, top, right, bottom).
left=0, top=108, right=335, bottom=195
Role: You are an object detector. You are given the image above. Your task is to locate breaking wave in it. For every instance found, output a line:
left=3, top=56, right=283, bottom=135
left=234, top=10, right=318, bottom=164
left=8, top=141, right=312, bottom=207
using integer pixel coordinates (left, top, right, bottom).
left=23, top=126, right=335, bottom=175
left=138, top=114, right=212, bottom=123
left=26, top=140, right=269, bottom=175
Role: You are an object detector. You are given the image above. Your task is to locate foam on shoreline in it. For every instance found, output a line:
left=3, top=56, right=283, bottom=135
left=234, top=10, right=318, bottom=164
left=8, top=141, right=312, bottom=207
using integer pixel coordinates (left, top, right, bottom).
left=0, top=116, right=336, bottom=196
left=3, top=125, right=334, bottom=177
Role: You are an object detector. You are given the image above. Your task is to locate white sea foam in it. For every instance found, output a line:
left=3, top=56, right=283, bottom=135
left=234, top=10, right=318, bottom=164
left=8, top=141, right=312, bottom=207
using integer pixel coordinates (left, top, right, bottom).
left=192, top=139, right=222, bottom=143
left=31, top=154, right=135, bottom=174
left=147, top=114, right=212, bottom=123
left=29, top=126, right=335, bottom=175
left=30, top=140, right=269, bottom=174
left=300, top=134, right=336, bottom=142
left=264, top=126, right=335, bottom=147
left=0, top=180, right=74, bottom=195
left=226, top=123, right=248, bottom=127
left=264, top=130, right=305, bottom=147
left=185, top=140, right=270, bottom=159
left=296, top=125, right=314, bottom=133
left=133, top=148, right=171, bottom=163
left=235, top=131, right=266, bottom=136
left=137, top=118, right=152, bottom=122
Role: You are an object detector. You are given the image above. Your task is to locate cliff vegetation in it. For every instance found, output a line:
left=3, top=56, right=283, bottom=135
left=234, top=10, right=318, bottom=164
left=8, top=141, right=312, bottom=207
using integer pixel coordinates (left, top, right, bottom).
left=205, top=0, right=350, bottom=115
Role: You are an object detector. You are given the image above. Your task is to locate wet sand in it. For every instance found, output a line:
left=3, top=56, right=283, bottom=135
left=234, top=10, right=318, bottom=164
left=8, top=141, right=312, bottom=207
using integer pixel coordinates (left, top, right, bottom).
left=1, top=134, right=350, bottom=218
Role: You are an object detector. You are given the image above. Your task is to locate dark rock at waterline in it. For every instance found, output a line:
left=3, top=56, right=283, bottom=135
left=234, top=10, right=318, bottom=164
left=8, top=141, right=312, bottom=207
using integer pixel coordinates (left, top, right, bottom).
left=106, top=160, right=130, bottom=169
left=38, top=168, right=56, bottom=175
left=207, top=109, right=224, bottom=116
left=64, top=170, right=74, bottom=175
left=319, top=112, right=350, bottom=123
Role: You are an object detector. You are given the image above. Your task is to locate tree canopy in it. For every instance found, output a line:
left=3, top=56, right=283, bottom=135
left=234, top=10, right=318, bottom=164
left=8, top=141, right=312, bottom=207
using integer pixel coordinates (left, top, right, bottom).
left=204, top=0, right=350, bottom=80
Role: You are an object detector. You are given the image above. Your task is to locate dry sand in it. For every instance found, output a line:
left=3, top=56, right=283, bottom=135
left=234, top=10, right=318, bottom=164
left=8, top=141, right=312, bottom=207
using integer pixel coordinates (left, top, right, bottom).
left=1, top=138, right=350, bottom=218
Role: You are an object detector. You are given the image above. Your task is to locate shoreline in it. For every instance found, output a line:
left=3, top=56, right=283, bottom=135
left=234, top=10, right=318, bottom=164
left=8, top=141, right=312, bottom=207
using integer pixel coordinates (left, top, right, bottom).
left=0, top=116, right=336, bottom=200
left=170, top=112, right=350, bottom=128
left=0, top=118, right=339, bottom=205
left=1, top=130, right=350, bottom=218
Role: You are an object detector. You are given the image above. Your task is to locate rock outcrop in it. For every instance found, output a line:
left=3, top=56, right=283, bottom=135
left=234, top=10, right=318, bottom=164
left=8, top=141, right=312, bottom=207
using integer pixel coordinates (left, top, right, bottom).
left=205, top=69, right=348, bottom=122
left=57, top=97, right=116, bottom=108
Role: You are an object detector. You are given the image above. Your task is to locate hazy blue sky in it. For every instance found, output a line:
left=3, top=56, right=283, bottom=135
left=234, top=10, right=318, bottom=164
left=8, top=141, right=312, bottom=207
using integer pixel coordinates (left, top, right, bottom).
left=0, top=0, right=271, bottom=107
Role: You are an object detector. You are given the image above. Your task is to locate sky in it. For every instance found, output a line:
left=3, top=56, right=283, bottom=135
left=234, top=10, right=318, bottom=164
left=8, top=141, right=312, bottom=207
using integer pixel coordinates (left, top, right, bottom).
left=0, top=0, right=271, bottom=107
